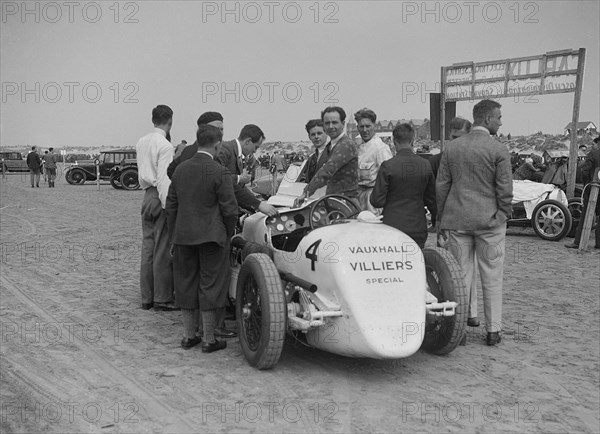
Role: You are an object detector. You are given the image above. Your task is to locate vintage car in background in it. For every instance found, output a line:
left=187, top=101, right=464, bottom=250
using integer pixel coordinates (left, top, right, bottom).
left=109, top=157, right=139, bottom=190
left=0, top=151, right=29, bottom=172
left=65, top=149, right=139, bottom=190
left=507, top=180, right=575, bottom=241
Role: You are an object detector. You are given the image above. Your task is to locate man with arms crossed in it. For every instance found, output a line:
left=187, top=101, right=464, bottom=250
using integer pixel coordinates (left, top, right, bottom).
left=136, top=105, right=176, bottom=311
left=355, top=108, right=393, bottom=213
left=436, top=100, right=513, bottom=346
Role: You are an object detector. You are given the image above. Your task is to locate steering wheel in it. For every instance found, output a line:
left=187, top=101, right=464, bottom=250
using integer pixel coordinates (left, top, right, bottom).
left=309, top=194, right=361, bottom=229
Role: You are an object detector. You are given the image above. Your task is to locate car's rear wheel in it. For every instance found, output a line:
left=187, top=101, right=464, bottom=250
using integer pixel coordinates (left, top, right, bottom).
left=531, top=199, right=572, bottom=241
left=421, top=247, right=467, bottom=355
left=66, top=169, right=85, bottom=185
left=236, top=253, right=286, bottom=370
left=120, top=168, right=139, bottom=190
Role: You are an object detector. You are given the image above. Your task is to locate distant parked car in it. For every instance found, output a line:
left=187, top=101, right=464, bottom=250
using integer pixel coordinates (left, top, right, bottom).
left=65, top=149, right=139, bottom=190
left=0, top=152, right=29, bottom=172
left=109, top=157, right=139, bottom=190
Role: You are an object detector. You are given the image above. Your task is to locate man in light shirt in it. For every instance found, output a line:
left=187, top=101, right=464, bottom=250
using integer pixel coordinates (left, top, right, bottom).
left=136, top=105, right=176, bottom=311
left=355, top=108, right=393, bottom=214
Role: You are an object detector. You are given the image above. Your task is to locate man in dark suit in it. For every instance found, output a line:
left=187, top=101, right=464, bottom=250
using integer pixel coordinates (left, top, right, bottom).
left=216, top=124, right=278, bottom=216
left=298, top=119, right=330, bottom=183
left=566, top=135, right=600, bottom=249
left=300, top=106, right=358, bottom=201
left=166, top=125, right=238, bottom=353
left=437, top=99, right=513, bottom=346
left=26, top=146, right=42, bottom=188
left=370, top=123, right=436, bottom=248
left=167, top=112, right=224, bottom=178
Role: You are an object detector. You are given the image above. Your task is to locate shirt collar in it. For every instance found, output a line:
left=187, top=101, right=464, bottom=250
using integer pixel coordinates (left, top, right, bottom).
left=235, top=139, right=244, bottom=159
left=153, top=127, right=167, bottom=137
left=329, top=132, right=345, bottom=149
left=472, top=126, right=490, bottom=134
left=197, top=150, right=213, bottom=159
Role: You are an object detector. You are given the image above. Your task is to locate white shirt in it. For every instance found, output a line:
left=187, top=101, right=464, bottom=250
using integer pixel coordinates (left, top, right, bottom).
left=328, top=132, right=346, bottom=151
left=235, top=139, right=246, bottom=183
left=197, top=150, right=213, bottom=159
left=136, top=128, right=174, bottom=208
left=358, top=136, right=393, bottom=187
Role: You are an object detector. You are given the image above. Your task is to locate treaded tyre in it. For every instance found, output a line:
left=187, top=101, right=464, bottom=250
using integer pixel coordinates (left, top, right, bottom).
left=531, top=199, right=572, bottom=241
left=421, top=247, right=468, bottom=355
left=236, top=253, right=286, bottom=370
left=66, top=168, right=85, bottom=185
left=120, top=168, right=139, bottom=190
left=242, top=241, right=274, bottom=260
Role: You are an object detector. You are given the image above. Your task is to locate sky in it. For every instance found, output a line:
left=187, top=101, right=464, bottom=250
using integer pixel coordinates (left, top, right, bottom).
left=1, top=0, right=599, bottom=148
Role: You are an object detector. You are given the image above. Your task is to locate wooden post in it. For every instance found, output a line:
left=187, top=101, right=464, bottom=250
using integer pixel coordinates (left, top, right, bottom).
left=95, top=159, right=101, bottom=191
left=567, top=48, right=586, bottom=199
left=1, top=159, right=5, bottom=180
left=579, top=183, right=599, bottom=251
left=440, top=67, right=446, bottom=152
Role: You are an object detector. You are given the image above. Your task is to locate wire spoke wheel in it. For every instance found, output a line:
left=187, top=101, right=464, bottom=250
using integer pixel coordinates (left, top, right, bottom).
left=236, top=253, right=286, bottom=369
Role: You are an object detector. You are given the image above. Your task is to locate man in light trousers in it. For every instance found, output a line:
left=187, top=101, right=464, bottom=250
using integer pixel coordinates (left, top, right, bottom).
left=436, top=99, right=513, bottom=346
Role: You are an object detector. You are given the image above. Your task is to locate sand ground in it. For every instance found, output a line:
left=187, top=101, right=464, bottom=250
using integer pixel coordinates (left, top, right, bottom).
left=0, top=166, right=598, bottom=433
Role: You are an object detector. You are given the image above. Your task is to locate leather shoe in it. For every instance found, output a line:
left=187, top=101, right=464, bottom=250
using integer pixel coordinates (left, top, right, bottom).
left=564, top=243, right=579, bottom=249
left=181, top=335, right=202, bottom=350
left=154, top=302, right=180, bottom=311
left=214, top=327, right=237, bottom=338
left=141, top=302, right=153, bottom=310
left=467, top=317, right=480, bottom=327
left=202, top=339, right=227, bottom=353
left=486, top=332, right=501, bottom=346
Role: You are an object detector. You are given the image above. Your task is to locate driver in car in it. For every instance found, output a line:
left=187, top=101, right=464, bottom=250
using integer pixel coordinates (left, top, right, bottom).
left=297, top=106, right=358, bottom=203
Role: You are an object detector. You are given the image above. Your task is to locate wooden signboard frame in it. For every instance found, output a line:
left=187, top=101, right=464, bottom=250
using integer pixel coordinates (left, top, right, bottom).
left=439, top=48, right=586, bottom=198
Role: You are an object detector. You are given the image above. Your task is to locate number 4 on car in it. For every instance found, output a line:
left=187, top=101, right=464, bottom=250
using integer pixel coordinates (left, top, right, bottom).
left=228, top=194, right=468, bottom=370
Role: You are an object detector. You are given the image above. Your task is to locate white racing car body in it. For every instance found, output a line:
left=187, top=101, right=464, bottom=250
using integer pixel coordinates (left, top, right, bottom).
left=231, top=194, right=467, bottom=369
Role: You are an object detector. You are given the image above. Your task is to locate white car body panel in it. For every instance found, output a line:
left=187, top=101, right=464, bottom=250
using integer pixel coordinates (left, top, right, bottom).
left=273, top=220, right=426, bottom=359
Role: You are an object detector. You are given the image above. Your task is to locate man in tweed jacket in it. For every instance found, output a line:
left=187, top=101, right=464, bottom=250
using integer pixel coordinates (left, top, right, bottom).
left=303, top=106, right=358, bottom=199
left=436, top=99, right=513, bottom=346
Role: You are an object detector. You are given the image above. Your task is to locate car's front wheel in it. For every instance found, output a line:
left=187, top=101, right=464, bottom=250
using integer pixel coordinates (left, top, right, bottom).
left=236, top=253, right=286, bottom=370
left=422, top=247, right=468, bottom=355
left=110, top=173, right=123, bottom=189
left=120, top=168, right=139, bottom=190
left=66, top=169, right=86, bottom=185
left=531, top=199, right=572, bottom=241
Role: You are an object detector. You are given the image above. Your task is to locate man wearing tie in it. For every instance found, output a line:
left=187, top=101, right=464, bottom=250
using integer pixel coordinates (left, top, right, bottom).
left=300, top=106, right=359, bottom=201
left=216, top=124, right=278, bottom=216
left=299, top=119, right=330, bottom=183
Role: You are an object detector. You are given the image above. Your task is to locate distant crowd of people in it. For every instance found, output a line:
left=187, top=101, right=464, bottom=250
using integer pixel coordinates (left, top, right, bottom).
left=135, top=99, right=599, bottom=352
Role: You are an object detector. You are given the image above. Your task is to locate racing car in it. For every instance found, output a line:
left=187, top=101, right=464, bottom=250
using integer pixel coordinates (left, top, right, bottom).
left=229, top=166, right=468, bottom=369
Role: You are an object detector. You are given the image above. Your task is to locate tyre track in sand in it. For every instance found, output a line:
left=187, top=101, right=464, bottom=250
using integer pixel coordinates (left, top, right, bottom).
left=0, top=273, right=201, bottom=433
